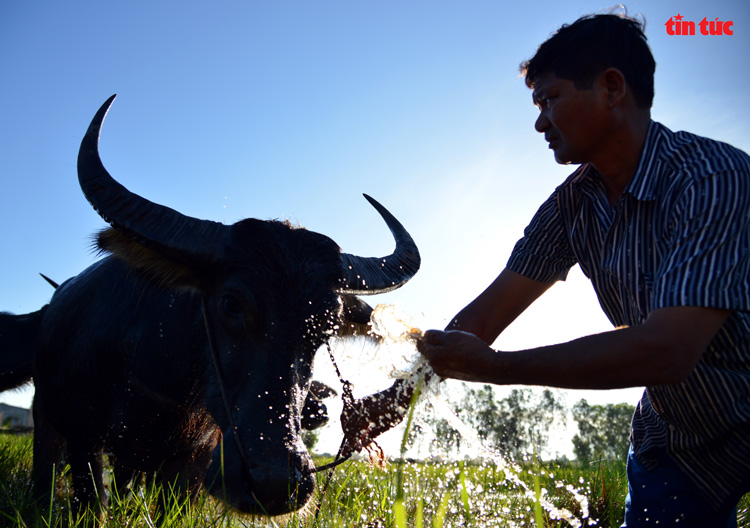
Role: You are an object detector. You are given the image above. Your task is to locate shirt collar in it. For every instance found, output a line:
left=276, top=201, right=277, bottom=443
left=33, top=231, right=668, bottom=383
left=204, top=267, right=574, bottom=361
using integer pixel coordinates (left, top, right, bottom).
left=570, top=120, right=666, bottom=202
left=624, top=120, right=665, bottom=201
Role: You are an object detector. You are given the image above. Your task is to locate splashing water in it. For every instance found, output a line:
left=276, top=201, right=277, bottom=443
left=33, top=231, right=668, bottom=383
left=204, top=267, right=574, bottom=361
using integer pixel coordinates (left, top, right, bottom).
left=369, top=304, right=422, bottom=342
left=368, top=304, right=429, bottom=378
left=367, top=303, right=444, bottom=400
left=367, top=303, right=590, bottom=527
left=426, top=394, right=590, bottom=527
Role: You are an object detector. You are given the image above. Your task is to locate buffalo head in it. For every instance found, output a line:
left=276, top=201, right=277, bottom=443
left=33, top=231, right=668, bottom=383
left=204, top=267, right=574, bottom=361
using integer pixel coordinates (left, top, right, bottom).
left=40, top=95, right=420, bottom=516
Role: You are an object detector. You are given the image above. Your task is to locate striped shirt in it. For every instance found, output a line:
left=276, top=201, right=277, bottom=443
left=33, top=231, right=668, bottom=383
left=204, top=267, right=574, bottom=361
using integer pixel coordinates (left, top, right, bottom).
left=507, top=121, right=750, bottom=506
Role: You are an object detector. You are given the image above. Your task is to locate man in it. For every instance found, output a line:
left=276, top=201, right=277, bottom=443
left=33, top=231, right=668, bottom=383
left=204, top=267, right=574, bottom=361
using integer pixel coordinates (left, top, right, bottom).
left=417, top=13, right=750, bottom=527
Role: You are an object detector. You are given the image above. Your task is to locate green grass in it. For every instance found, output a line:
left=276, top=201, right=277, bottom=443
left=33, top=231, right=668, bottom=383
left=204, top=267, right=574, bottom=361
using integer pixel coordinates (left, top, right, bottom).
left=1, top=432, right=748, bottom=527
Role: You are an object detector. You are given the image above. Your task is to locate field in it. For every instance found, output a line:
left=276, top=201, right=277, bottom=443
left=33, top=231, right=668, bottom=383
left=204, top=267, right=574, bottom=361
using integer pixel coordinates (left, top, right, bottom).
left=1, top=432, right=748, bottom=527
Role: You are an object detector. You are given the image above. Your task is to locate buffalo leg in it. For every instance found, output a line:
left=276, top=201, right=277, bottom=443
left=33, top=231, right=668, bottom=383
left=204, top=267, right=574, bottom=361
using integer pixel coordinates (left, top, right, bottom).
left=68, top=445, right=108, bottom=518
left=152, top=438, right=216, bottom=523
left=153, top=464, right=205, bottom=523
left=111, top=457, right=140, bottom=501
left=32, top=405, right=65, bottom=511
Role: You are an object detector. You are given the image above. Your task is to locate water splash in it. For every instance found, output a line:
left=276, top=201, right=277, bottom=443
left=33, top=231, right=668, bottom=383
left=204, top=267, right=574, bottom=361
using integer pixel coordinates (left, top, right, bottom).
left=367, top=303, right=590, bottom=527
left=368, top=304, right=431, bottom=380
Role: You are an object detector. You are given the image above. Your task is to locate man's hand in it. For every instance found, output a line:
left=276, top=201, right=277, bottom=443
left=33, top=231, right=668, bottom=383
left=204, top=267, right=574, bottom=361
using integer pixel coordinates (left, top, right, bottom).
left=417, top=329, right=498, bottom=383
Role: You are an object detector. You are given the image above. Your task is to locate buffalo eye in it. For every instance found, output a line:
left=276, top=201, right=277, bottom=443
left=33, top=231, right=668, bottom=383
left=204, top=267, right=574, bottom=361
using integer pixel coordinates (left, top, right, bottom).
left=222, top=293, right=243, bottom=319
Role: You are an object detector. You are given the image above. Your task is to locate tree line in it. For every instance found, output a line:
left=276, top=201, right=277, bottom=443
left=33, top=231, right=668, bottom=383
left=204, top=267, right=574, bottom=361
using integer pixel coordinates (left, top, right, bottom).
left=408, top=385, right=635, bottom=465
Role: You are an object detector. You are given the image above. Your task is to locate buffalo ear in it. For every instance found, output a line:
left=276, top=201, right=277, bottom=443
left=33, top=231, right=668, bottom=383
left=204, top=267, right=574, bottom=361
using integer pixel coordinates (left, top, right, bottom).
left=309, top=380, right=337, bottom=399
left=301, top=381, right=338, bottom=431
left=96, top=228, right=202, bottom=290
left=337, top=295, right=376, bottom=338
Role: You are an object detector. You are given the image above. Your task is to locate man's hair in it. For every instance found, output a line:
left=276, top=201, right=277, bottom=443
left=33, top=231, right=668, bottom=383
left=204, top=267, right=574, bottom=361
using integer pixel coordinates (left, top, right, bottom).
left=520, top=13, right=656, bottom=109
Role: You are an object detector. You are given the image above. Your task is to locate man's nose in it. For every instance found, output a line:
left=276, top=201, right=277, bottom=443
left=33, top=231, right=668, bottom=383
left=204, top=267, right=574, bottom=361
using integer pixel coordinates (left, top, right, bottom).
left=534, top=110, right=550, bottom=133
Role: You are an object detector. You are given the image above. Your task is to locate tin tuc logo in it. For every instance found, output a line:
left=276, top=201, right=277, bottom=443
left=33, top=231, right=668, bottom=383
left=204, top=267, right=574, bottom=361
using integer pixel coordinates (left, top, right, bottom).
left=665, top=14, right=734, bottom=35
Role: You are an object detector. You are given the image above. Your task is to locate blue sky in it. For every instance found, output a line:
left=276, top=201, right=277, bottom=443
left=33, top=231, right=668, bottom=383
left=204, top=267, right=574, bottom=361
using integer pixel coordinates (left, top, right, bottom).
left=1, top=1, right=748, bottom=454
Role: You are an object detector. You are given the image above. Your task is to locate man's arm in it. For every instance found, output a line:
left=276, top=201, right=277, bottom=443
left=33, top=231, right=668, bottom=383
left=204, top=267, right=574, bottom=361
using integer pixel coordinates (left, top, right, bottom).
left=446, top=268, right=553, bottom=341
left=338, top=268, right=552, bottom=455
left=419, top=305, right=731, bottom=389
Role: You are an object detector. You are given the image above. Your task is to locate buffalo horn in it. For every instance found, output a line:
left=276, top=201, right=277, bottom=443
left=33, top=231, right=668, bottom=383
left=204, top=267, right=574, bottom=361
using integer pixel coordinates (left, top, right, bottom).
left=338, top=195, right=420, bottom=295
left=77, top=95, right=230, bottom=265
left=79, top=96, right=420, bottom=290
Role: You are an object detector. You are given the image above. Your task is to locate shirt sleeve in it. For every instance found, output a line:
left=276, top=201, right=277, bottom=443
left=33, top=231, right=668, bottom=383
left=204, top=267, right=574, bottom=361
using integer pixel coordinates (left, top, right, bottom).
left=506, top=191, right=578, bottom=284
left=652, top=168, right=750, bottom=312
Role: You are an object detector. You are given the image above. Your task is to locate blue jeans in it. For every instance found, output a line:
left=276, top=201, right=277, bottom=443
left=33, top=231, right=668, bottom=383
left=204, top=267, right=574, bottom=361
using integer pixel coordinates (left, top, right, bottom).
left=621, top=447, right=746, bottom=527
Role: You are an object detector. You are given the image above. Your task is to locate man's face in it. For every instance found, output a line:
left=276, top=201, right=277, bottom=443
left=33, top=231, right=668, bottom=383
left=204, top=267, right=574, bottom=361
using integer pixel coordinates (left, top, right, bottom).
left=531, top=72, right=608, bottom=166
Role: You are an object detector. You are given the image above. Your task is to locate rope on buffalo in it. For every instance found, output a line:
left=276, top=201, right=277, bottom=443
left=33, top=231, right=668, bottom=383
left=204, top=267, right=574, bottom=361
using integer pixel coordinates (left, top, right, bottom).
left=201, top=297, right=269, bottom=517
left=201, top=294, right=391, bottom=522
left=312, top=338, right=427, bottom=522
left=202, top=296, right=364, bottom=520
left=311, top=340, right=362, bottom=523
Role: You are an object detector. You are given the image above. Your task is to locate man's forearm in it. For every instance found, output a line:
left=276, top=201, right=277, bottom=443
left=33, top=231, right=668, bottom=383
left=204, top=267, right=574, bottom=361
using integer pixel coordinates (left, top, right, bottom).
left=486, top=327, right=682, bottom=389
left=420, top=306, right=730, bottom=390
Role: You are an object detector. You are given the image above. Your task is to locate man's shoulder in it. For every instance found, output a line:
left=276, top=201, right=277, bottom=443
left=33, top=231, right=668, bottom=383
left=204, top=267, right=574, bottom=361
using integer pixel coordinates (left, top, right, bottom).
left=645, top=123, right=750, bottom=214
left=653, top=122, right=750, bottom=176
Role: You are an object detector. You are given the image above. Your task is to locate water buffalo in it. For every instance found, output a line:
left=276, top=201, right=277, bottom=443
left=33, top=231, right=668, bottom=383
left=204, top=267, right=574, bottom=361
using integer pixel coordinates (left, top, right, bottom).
left=6, top=95, right=420, bottom=518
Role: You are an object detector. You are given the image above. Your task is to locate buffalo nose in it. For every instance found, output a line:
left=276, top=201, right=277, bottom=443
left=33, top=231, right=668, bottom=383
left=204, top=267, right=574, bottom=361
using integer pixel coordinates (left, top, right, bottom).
left=247, top=462, right=315, bottom=515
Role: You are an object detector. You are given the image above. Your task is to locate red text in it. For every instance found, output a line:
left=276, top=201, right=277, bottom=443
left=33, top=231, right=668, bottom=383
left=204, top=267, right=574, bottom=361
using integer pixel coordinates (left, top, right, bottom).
left=665, top=14, right=734, bottom=36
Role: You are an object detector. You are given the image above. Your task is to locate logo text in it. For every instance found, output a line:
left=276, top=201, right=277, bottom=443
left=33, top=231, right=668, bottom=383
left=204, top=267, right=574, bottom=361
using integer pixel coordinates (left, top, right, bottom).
left=665, top=14, right=734, bottom=36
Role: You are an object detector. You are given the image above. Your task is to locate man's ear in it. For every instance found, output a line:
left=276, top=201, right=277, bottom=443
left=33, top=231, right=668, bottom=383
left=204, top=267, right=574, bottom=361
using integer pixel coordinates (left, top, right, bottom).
left=598, top=67, right=628, bottom=108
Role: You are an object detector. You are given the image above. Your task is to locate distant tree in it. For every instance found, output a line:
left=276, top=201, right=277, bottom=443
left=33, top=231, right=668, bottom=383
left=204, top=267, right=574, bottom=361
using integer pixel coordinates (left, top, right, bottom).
left=460, top=386, right=566, bottom=461
left=572, top=399, right=635, bottom=465
left=521, top=388, right=566, bottom=458
left=463, top=385, right=502, bottom=443
left=476, top=386, right=527, bottom=459
left=409, top=402, right=463, bottom=457
left=430, top=415, right=463, bottom=457
left=302, top=429, right=319, bottom=451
